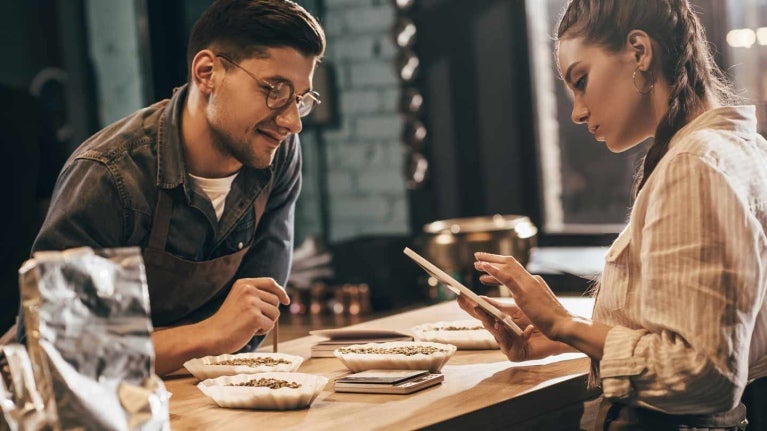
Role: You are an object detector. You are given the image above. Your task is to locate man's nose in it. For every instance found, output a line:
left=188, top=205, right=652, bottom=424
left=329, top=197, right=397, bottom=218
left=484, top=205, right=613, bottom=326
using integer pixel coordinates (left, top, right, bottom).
left=275, top=101, right=302, bottom=135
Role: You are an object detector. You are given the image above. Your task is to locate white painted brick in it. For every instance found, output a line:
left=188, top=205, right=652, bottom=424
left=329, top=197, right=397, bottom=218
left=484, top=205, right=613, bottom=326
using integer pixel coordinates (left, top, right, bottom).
left=387, top=195, right=409, bottom=221
left=327, top=36, right=376, bottom=61
left=323, top=117, right=354, bottom=142
left=331, top=196, right=390, bottom=220
left=378, top=87, right=399, bottom=112
left=330, top=62, right=352, bottom=90
left=327, top=142, right=372, bottom=169
left=369, top=141, right=404, bottom=168
left=357, top=168, right=407, bottom=193
left=322, top=13, right=346, bottom=37
left=296, top=0, right=409, bottom=243
left=327, top=171, right=356, bottom=193
left=356, top=114, right=401, bottom=139
left=345, top=6, right=393, bottom=33
left=350, top=61, right=399, bottom=87
left=340, top=90, right=380, bottom=114
left=376, top=36, right=397, bottom=60
left=325, top=0, right=374, bottom=9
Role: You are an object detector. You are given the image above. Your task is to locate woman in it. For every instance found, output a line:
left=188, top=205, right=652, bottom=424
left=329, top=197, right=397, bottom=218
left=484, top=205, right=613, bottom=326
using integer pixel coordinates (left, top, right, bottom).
left=459, top=0, right=767, bottom=429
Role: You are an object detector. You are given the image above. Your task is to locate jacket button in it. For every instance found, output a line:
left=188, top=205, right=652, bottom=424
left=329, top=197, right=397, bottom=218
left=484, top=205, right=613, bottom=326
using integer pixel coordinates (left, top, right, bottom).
left=238, top=242, right=244, bottom=249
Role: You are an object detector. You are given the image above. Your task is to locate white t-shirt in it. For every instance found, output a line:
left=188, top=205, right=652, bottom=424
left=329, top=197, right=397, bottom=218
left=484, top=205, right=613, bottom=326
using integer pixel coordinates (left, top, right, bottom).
left=188, top=172, right=239, bottom=221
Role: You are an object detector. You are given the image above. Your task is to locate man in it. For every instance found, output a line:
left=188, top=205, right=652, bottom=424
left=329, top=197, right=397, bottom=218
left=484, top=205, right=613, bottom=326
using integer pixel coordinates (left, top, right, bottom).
left=29, top=0, right=325, bottom=375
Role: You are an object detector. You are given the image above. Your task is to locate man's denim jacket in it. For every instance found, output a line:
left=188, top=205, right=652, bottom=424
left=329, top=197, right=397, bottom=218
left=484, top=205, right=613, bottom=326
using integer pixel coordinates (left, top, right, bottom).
left=32, top=84, right=301, bottom=291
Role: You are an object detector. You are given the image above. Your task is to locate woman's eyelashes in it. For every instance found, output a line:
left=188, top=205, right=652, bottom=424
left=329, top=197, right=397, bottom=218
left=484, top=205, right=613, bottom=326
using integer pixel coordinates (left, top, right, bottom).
left=574, top=75, right=587, bottom=92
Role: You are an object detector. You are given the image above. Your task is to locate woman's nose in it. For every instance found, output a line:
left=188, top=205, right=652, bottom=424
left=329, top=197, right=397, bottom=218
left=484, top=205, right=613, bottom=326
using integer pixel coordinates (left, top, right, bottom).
left=571, top=104, right=589, bottom=124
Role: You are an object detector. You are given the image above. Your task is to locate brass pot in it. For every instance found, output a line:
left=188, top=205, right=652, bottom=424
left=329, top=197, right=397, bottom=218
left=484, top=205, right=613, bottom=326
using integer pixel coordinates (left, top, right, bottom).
left=417, top=215, right=537, bottom=294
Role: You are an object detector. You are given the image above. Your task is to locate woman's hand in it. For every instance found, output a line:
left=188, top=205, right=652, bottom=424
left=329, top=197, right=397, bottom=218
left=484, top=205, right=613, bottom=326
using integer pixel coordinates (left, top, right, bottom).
left=456, top=295, right=573, bottom=361
left=456, top=294, right=532, bottom=328
left=473, top=252, right=574, bottom=342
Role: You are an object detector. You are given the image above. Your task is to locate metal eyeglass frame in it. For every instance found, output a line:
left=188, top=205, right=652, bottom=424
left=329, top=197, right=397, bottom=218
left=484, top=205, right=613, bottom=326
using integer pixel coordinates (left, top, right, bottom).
left=215, top=53, right=321, bottom=117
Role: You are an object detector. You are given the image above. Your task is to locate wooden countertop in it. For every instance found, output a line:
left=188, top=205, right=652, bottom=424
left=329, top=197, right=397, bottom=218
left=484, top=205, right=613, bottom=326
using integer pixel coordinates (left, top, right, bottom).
left=165, top=297, right=598, bottom=430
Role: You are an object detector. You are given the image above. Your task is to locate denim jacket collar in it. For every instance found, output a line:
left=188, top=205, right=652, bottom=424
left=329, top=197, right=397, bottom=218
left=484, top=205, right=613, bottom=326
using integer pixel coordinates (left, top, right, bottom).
left=155, top=84, right=275, bottom=226
left=156, top=85, right=189, bottom=189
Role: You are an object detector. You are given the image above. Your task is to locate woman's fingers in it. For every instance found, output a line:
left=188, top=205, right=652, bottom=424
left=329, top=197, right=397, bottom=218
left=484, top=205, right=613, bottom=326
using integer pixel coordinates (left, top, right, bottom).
left=456, top=295, right=478, bottom=316
left=475, top=261, right=520, bottom=295
left=474, top=252, right=511, bottom=263
left=476, top=257, right=541, bottom=298
left=478, top=274, right=502, bottom=286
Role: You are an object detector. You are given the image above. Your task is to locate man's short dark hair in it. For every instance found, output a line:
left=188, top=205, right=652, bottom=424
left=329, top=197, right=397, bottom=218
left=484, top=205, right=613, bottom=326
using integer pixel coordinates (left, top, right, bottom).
left=187, top=0, right=326, bottom=72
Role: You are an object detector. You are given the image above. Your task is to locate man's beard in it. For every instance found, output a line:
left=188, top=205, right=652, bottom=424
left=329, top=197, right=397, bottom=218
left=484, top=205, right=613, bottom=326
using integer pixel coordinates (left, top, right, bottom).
left=210, top=125, right=275, bottom=169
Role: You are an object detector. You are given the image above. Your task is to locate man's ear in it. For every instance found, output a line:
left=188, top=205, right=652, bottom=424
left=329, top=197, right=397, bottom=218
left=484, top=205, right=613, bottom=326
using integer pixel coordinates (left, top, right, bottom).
left=626, top=29, right=654, bottom=72
left=190, top=50, right=217, bottom=95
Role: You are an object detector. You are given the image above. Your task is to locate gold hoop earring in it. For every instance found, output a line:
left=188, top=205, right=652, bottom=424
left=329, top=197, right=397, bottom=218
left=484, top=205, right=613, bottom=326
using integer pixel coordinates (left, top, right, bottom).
left=632, top=67, right=654, bottom=95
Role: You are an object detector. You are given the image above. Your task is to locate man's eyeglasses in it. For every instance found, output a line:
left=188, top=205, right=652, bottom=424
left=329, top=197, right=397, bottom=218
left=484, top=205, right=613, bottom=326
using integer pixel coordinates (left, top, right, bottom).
left=216, top=54, right=321, bottom=118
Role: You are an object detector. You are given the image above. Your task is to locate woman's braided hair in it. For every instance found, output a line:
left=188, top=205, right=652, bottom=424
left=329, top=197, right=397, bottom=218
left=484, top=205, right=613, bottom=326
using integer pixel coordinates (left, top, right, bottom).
left=556, top=0, right=737, bottom=195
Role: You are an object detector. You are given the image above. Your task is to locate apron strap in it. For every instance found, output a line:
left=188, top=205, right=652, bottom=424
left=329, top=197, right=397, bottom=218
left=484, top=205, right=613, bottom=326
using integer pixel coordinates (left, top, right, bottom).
left=148, top=189, right=173, bottom=251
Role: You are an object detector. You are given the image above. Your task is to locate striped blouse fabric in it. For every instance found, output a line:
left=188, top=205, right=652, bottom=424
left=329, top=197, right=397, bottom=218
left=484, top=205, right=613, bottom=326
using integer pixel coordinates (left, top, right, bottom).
left=593, top=106, right=767, bottom=415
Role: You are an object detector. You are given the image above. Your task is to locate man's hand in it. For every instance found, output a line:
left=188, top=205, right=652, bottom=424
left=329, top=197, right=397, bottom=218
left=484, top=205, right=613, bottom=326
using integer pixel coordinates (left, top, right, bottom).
left=199, top=278, right=291, bottom=354
left=152, top=277, right=290, bottom=376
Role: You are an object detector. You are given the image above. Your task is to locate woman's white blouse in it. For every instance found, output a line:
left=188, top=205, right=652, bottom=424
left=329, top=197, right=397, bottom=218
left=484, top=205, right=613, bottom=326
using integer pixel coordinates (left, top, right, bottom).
left=594, top=106, right=767, bottom=414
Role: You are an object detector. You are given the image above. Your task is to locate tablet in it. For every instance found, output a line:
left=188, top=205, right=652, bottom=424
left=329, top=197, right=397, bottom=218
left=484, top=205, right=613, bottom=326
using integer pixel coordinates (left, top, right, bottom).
left=403, top=247, right=523, bottom=336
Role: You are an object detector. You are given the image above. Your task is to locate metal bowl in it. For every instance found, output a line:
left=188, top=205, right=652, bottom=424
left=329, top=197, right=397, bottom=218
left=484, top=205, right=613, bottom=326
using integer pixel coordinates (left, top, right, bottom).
left=417, top=215, right=537, bottom=294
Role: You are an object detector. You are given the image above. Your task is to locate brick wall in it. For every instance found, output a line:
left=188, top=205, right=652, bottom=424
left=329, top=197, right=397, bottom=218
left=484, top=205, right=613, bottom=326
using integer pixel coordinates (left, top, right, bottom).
left=295, top=0, right=410, bottom=243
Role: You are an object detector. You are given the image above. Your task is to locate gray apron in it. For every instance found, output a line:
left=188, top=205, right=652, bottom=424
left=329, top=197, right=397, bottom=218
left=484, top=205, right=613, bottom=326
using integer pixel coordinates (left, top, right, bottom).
left=142, top=182, right=271, bottom=328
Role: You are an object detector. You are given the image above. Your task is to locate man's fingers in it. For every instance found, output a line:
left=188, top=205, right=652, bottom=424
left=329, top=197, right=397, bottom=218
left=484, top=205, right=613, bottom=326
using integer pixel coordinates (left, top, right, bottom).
left=241, top=278, right=291, bottom=305
left=252, top=300, right=280, bottom=321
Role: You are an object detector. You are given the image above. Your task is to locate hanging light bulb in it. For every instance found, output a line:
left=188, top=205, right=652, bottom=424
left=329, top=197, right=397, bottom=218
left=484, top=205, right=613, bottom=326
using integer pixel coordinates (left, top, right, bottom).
left=397, top=50, right=420, bottom=82
left=399, top=87, right=424, bottom=115
left=392, top=0, right=415, bottom=12
left=393, top=18, right=417, bottom=49
left=402, top=118, right=427, bottom=150
left=404, top=149, right=429, bottom=189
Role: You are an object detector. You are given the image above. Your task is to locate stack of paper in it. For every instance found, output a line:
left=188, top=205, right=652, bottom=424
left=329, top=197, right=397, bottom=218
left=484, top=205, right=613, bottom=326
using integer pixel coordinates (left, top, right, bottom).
left=309, top=329, right=413, bottom=358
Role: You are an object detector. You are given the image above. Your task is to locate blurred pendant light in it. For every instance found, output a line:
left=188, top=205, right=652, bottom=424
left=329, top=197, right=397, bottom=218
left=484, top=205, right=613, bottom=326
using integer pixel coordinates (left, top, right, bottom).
left=393, top=0, right=415, bottom=12
left=400, top=87, right=424, bottom=115
left=393, top=18, right=417, bottom=48
left=391, top=0, right=427, bottom=189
